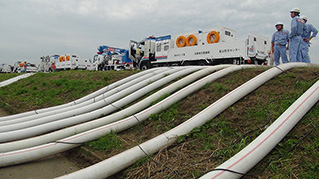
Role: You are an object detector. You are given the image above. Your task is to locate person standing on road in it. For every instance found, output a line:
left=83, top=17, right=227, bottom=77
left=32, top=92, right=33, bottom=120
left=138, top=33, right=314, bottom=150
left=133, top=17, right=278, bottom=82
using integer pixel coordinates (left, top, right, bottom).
left=300, top=15, right=318, bottom=63
left=271, top=22, right=289, bottom=66
left=289, top=7, right=308, bottom=62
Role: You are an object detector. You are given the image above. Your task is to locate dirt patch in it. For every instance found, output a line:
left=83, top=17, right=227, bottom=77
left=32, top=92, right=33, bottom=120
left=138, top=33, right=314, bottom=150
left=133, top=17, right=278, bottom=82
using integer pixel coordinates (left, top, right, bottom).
left=62, top=147, right=101, bottom=169
left=0, top=108, right=8, bottom=116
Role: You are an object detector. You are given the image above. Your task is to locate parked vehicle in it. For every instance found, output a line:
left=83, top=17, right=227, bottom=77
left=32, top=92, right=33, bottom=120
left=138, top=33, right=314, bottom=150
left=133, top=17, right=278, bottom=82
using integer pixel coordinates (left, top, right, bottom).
left=0, top=63, right=12, bottom=73
left=129, top=27, right=270, bottom=69
left=39, top=56, right=51, bottom=72
left=40, top=54, right=91, bottom=72
left=55, top=54, right=88, bottom=70
left=17, top=62, right=38, bottom=73
left=93, top=46, right=133, bottom=71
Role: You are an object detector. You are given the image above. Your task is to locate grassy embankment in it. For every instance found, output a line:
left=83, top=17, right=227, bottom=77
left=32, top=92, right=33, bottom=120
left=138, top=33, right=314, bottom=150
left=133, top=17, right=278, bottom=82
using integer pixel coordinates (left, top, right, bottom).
left=0, top=73, right=20, bottom=82
left=0, top=67, right=319, bottom=178
left=0, top=70, right=138, bottom=114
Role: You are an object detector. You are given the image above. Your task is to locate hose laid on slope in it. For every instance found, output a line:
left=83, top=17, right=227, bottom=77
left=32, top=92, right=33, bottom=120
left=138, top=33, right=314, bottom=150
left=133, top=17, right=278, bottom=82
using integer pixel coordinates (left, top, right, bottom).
left=0, top=65, right=231, bottom=153
left=0, top=67, right=179, bottom=133
left=200, top=76, right=319, bottom=179
left=0, top=73, right=35, bottom=88
left=0, top=68, right=165, bottom=126
left=0, top=68, right=160, bottom=121
left=56, top=63, right=314, bottom=179
left=0, top=65, right=248, bottom=167
left=0, top=67, right=204, bottom=142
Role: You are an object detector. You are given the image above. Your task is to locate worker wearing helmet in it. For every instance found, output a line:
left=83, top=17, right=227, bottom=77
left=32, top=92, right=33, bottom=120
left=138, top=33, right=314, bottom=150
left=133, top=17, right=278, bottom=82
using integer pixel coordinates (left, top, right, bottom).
left=300, top=15, right=318, bottom=63
left=271, top=22, right=289, bottom=66
left=289, top=7, right=308, bottom=62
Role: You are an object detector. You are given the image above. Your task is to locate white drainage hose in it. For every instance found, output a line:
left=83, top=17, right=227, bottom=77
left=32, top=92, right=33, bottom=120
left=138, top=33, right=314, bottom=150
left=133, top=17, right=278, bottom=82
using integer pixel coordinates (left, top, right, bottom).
left=0, top=68, right=166, bottom=126
left=200, top=77, right=319, bottom=179
left=56, top=63, right=314, bottom=179
left=0, top=73, right=35, bottom=88
left=0, top=65, right=246, bottom=167
left=0, top=65, right=230, bottom=152
left=0, top=68, right=160, bottom=121
left=0, top=67, right=179, bottom=133
left=0, top=67, right=199, bottom=142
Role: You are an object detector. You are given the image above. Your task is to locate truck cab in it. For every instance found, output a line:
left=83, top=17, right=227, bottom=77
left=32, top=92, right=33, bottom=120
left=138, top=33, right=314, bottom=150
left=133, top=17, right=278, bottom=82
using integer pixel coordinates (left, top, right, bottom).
left=94, top=46, right=133, bottom=71
left=93, top=54, right=107, bottom=71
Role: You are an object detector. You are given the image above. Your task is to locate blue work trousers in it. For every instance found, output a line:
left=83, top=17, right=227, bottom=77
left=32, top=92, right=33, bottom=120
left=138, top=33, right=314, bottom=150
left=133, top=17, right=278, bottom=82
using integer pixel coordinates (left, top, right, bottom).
left=289, top=36, right=302, bottom=62
left=301, top=40, right=311, bottom=63
left=274, top=45, right=288, bottom=66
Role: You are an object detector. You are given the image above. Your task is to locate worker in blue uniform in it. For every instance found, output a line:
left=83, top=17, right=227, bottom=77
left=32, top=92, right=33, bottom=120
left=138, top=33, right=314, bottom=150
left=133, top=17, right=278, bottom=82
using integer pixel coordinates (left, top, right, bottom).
left=300, top=15, right=318, bottom=63
left=289, top=7, right=308, bottom=62
left=271, top=22, right=289, bottom=66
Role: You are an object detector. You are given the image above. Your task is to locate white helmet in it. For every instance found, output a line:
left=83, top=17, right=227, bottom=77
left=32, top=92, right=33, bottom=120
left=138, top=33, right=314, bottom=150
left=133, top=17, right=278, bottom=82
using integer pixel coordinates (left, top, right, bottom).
left=300, top=15, right=308, bottom=21
left=290, top=7, right=301, bottom=13
left=275, top=22, right=284, bottom=27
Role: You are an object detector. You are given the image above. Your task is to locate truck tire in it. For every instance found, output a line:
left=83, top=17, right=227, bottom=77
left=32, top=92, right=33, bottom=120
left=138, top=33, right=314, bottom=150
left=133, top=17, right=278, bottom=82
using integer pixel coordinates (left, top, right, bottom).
left=140, top=61, right=151, bottom=70
left=198, top=61, right=207, bottom=66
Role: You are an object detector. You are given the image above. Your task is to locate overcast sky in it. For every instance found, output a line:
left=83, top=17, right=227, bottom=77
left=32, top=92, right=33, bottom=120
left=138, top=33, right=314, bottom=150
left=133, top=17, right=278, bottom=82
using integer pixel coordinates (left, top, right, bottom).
left=1, top=0, right=318, bottom=65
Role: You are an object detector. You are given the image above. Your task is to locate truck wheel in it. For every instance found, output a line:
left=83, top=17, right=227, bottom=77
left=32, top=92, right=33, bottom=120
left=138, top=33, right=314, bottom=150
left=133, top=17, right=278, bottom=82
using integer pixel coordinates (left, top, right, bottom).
left=140, top=62, right=150, bottom=70
left=198, top=61, right=207, bottom=66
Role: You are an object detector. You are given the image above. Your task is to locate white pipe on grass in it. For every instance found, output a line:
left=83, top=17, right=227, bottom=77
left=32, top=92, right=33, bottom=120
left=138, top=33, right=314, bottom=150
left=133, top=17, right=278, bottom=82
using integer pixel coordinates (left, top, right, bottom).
left=0, top=68, right=167, bottom=126
left=0, top=67, right=201, bottom=141
left=0, top=68, right=160, bottom=121
left=0, top=65, right=231, bottom=152
left=200, top=78, right=319, bottom=178
left=0, top=67, right=179, bottom=132
left=0, top=73, right=35, bottom=88
left=56, top=63, right=315, bottom=179
left=0, top=65, right=247, bottom=167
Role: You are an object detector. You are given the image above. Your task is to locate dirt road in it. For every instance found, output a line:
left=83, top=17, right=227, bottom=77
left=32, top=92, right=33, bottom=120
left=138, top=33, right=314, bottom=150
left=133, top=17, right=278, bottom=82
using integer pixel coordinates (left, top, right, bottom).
left=0, top=108, right=81, bottom=179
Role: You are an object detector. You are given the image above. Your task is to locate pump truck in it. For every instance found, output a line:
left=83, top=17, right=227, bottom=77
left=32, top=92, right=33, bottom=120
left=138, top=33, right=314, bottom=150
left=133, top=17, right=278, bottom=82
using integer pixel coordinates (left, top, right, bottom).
left=129, top=27, right=270, bottom=69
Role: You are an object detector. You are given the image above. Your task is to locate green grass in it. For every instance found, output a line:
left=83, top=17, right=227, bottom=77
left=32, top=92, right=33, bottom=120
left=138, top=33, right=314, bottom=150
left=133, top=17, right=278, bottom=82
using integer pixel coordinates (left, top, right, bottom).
left=113, top=67, right=319, bottom=178
left=0, top=73, right=20, bottom=82
left=0, top=70, right=137, bottom=114
left=148, top=103, right=180, bottom=131
left=86, top=131, right=122, bottom=152
left=1, top=67, right=319, bottom=178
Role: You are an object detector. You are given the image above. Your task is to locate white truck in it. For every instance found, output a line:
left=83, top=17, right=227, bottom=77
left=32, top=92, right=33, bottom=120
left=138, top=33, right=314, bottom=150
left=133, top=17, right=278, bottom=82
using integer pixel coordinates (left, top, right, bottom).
left=92, top=54, right=105, bottom=71
left=93, top=46, right=133, bottom=71
left=1, top=62, right=38, bottom=73
left=129, top=27, right=270, bottom=69
left=0, top=63, right=12, bottom=73
left=55, top=54, right=88, bottom=70
left=15, top=62, right=38, bottom=73
left=41, top=54, right=91, bottom=71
